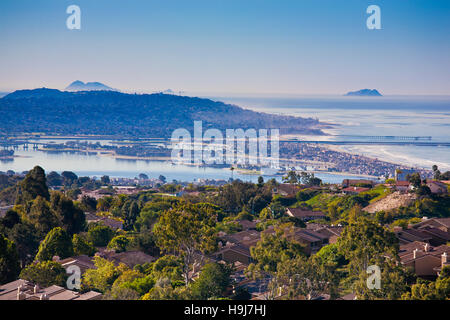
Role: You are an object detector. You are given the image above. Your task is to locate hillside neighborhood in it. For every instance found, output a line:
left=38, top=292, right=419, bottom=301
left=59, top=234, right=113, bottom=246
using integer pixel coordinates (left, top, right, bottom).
left=0, top=165, right=449, bottom=300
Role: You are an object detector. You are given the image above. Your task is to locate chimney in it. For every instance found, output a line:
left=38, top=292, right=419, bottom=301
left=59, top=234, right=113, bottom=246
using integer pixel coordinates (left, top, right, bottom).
left=17, top=291, right=26, bottom=300
left=17, top=287, right=26, bottom=300
left=442, top=252, right=448, bottom=267
left=40, top=293, right=49, bottom=300
left=34, top=284, right=40, bottom=294
left=413, top=248, right=418, bottom=259
left=424, top=243, right=429, bottom=252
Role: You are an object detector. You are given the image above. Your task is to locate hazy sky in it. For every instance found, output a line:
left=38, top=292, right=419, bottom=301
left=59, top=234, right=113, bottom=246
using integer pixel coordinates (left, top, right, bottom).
left=0, top=0, right=449, bottom=95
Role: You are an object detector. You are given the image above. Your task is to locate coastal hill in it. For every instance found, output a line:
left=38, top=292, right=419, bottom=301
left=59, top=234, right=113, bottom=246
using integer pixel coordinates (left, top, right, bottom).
left=344, top=89, right=382, bottom=97
left=0, top=88, right=323, bottom=138
left=65, top=80, right=115, bottom=92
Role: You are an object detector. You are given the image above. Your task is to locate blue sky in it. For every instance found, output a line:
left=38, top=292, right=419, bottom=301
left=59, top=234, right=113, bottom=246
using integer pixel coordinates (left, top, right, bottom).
left=0, top=0, right=449, bottom=95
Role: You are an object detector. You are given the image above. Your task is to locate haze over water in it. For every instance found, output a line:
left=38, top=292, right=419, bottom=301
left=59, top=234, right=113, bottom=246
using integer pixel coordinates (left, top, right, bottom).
left=1, top=94, right=449, bottom=181
left=215, top=95, right=450, bottom=171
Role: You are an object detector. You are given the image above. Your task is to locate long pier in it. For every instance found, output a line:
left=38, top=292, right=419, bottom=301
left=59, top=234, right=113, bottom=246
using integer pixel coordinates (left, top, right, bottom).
left=334, top=135, right=432, bottom=141
left=281, top=140, right=450, bottom=147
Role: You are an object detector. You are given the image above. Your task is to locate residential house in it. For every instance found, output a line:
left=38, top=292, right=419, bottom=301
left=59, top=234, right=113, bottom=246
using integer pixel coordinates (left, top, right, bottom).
left=412, top=217, right=450, bottom=234
left=286, top=208, right=327, bottom=221
left=342, top=179, right=374, bottom=188
left=264, top=226, right=329, bottom=255
left=273, top=184, right=302, bottom=197
left=342, top=186, right=370, bottom=195
left=415, top=226, right=450, bottom=247
left=56, top=255, right=95, bottom=275
left=215, top=230, right=261, bottom=265
left=290, top=228, right=329, bottom=254
left=95, top=250, right=156, bottom=268
left=398, top=241, right=450, bottom=279
left=394, top=228, right=433, bottom=245
left=0, top=279, right=102, bottom=300
left=395, top=181, right=412, bottom=193
left=407, top=217, right=450, bottom=246
left=215, top=243, right=254, bottom=265
left=216, top=224, right=334, bottom=264
left=85, top=213, right=123, bottom=230
left=314, top=226, right=344, bottom=244
left=426, top=180, right=448, bottom=195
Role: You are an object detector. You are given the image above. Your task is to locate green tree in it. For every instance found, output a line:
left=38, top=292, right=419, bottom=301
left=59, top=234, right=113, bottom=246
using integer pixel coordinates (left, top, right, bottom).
left=97, top=196, right=114, bottom=212
left=61, top=171, right=78, bottom=187
left=135, top=199, right=175, bottom=231
left=141, top=277, right=187, bottom=300
left=402, top=266, right=450, bottom=300
left=407, top=172, right=422, bottom=189
left=50, top=192, right=86, bottom=235
left=150, top=255, right=184, bottom=282
left=103, top=269, right=144, bottom=300
left=247, top=225, right=305, bottom=299
left=354, top=260, right=409, bottom=300
left=35, top=227, right=74, bottom=261
left=101, top=175, right=111, bottom=185
left=190, top=262, right=232, bottom=300
left=122, top=200, right=140, bottom=231
left=337, top=211, right=399, bottom=275
left=46, top=171, right=63, bottom=187
left=7, top=222, right=40, bottom=267
left=248, top=225, right=305, bottom=277
left=15, top=166, right=50, bottom=205
left=0, top=209, right=21, bottom=229
left=26, top=196, right=60, bottom=237
left=20, top=261, right=67, bottom=287
left=107, top=235, right=130, bottom=253
left=432, top=165, right=441, bottom=180
left=154, top=203, right=217, bottom=285
left=315, top=243, right=346, bottom=268
left=82, top=256, right=124, bottom=293
left=87, top=224, right=115, bottom=247
left=72, top=234, right=96, bottom=256
left=79, top=195, right=97, bottom=213
left=122, top=275, right=155, bottom=297
left=66, top=188, right=81, bottom=200
left=0, top=233, right=20, bottom=284
left=282, top=171, right=300, bottom=185
left=276, top=255, right=337, bottom=300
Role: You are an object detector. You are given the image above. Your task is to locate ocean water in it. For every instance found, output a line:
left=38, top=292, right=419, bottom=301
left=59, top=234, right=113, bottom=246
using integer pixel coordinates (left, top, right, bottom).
left=0, top=147, right=371, bottom=184
left=215, top=95, right=450, bottom=171
left=1, top=95, right=449, bottom=181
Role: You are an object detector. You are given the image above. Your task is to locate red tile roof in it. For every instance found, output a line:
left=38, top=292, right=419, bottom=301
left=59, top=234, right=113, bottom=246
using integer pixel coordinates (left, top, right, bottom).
left=342, top=186, right=370, bottom=193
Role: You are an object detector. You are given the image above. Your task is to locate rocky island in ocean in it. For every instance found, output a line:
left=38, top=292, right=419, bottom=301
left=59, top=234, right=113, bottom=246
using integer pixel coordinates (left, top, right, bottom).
left=344, top=89, right=382, bottom=97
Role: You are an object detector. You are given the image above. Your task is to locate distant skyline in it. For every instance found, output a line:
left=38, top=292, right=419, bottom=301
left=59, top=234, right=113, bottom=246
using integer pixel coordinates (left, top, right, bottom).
left=0, top=0, right=449, bottom=95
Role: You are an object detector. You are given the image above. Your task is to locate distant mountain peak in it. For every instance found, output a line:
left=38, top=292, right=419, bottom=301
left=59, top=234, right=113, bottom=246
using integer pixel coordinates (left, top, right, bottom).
left=65, top=80, right=116, bottom=92
left=344, top=89, right=382, bottom=97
